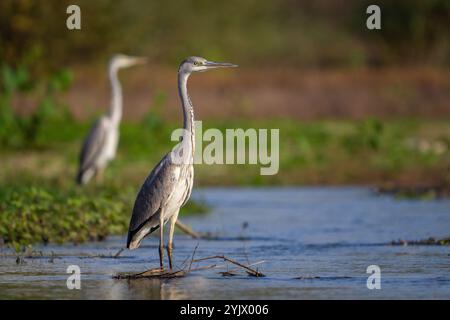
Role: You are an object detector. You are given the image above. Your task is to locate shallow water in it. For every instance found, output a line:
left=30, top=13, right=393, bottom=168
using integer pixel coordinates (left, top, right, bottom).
left=0, top=187, right=449, bottom=299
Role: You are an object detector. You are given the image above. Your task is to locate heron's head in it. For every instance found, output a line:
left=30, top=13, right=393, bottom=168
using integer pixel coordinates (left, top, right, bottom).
left=110, top=54, right=147, bottom=70
left=179, top=56, right=238, bottom=75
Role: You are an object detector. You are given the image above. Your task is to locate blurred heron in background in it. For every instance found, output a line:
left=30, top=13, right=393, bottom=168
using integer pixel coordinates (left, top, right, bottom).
left=76, top=54, right=146, bottom=185
left=126, top=56, right=237, bottom=270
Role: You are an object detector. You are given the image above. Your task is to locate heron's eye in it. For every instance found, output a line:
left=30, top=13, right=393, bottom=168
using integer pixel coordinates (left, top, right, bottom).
left=194, top=61, right=202, bottom=66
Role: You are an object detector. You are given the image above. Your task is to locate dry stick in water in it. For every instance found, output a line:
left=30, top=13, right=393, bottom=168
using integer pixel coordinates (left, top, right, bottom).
left=188, top=243, right=199, bottom=271
left=175, top=220, right=201, bottom=238
left=114, top=246, right=265, bottom=279
left=219, top=261, right=265, bottom=277
left=114, top=243, right=201, bottom=279
left=193, top=255, right=265, bottom=277
left=113, top=248, right=124, bottom=258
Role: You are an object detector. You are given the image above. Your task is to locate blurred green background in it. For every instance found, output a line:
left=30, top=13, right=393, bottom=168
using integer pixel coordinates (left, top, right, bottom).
left=1, top=0, right=449, bottom=185
left=2, top=0, right=450, bottom=70
left=0, top=0, right=449, bottom=246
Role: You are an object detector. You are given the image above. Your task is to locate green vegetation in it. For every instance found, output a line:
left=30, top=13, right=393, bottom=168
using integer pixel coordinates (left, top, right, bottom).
left=0, top=183, right=209, bottom=249
left=0, top=185, right=128, bottom=250
left=0, top=63, right=73, bottom=148
left=1, top=114, right=448, bottom=187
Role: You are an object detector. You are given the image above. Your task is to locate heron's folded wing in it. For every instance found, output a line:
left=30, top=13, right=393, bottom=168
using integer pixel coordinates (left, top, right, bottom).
left=78, top=117, right=109, bottom=174
left=128, top=154, right=178, bottom=234
left=181, top=166, right=194, bottom=207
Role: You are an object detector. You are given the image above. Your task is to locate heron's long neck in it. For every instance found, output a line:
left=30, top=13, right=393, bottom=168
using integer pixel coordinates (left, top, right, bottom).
left=178, top=72, right=195, bottom=158
left=108, top=67, right=122, bottom=126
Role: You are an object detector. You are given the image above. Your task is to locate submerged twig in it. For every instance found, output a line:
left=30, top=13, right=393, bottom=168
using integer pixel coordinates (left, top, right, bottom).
left=113, top=248, right=124, bottom=258
left=85, top=249, right=125, bottom=259
left=175, top=220, right=201, bottom=238
left=189, top=264, right=219, bottom=272
left=294, top=275, right=320, bottom=280
left=114, top=267, right=187, bottom=279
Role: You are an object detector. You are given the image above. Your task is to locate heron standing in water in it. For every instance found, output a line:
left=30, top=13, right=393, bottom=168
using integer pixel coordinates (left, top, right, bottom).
left=126, top=56, right=237, bottom=270
left=76, top=54, right=146, bottom=185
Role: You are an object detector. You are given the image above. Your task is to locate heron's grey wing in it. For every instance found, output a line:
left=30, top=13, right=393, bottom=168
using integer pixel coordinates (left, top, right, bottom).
left=127, top=153, right=179, bottom=246
left=181, top=166, right=194, bottom=207
left=77, top=117, right=109, bottom=181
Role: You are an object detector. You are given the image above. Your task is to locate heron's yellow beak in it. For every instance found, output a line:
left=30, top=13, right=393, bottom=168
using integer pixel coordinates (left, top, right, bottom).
left=204, top=61, right=238, bottom=69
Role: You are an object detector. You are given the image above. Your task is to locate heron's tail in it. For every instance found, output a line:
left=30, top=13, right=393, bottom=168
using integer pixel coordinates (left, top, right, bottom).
left=127, top=225, right=159, bottom=250
left=127, top=231, right=141, bottom=250
left=76, top=168, right=95, bottom=185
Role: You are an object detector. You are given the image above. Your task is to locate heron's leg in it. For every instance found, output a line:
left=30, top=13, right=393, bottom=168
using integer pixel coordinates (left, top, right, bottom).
left=167, top=211, right=179, bottom=270
left=159, top=212, right=164, bottom=270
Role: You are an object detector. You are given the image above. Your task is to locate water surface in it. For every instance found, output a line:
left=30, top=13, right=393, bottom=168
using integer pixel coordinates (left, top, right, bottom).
left=1, top=187, right=449, bottom=299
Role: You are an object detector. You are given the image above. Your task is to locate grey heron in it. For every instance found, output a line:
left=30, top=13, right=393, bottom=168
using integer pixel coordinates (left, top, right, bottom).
left=76, top=54, right=146, bottom=185
left=126, top=56, right=237, bottom=270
